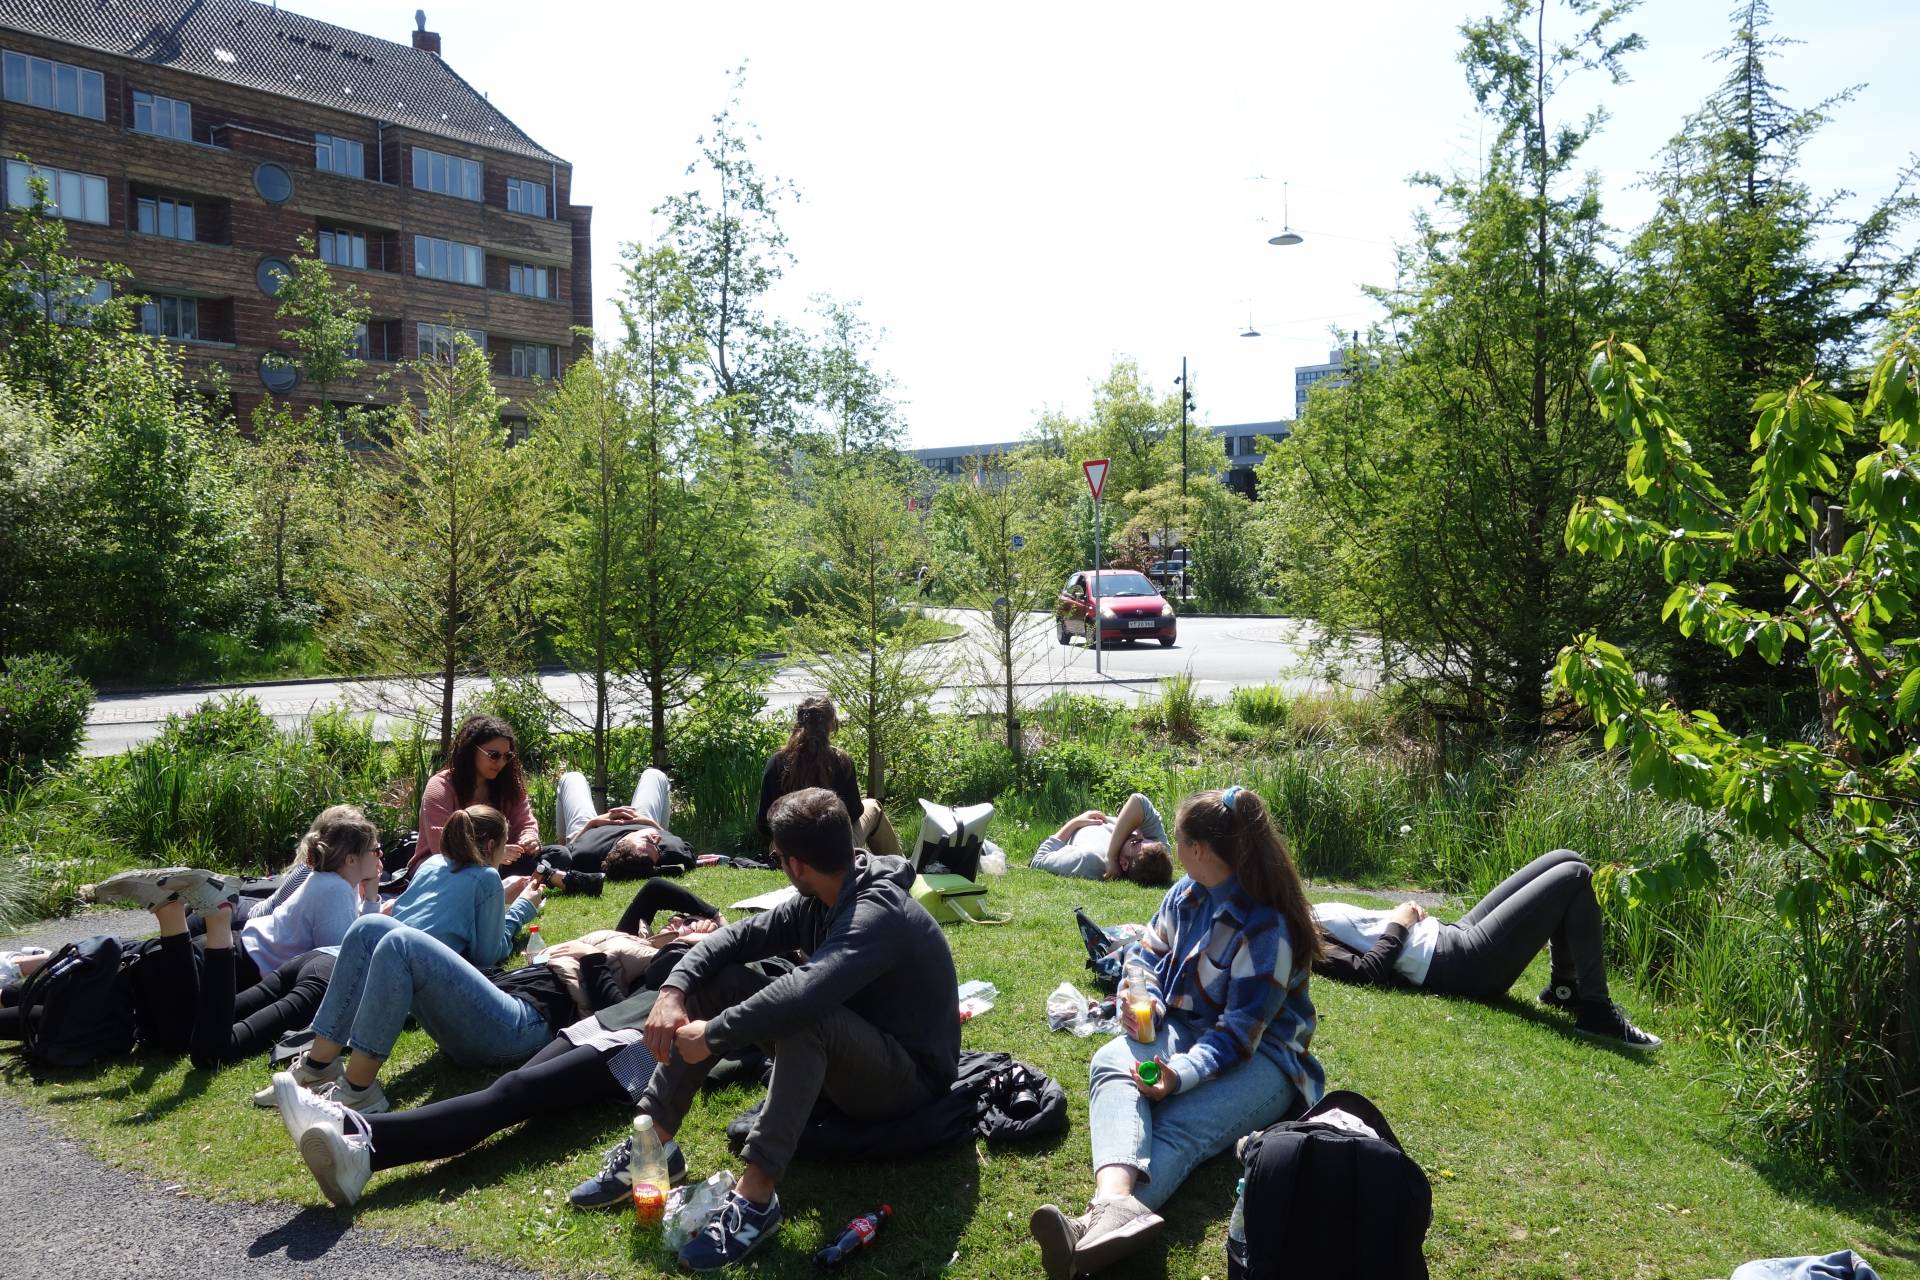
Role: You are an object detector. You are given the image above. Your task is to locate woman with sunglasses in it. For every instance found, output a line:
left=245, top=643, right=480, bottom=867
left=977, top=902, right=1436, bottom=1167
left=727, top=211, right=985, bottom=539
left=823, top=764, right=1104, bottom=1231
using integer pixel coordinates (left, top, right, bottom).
left=407, top=714, right=541, bottom=877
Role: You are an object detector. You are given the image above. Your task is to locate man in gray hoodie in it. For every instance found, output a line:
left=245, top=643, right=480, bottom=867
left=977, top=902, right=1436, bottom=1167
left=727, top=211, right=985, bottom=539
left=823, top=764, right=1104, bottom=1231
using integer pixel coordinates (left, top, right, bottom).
left=639, top=786, right=960, bottom=1272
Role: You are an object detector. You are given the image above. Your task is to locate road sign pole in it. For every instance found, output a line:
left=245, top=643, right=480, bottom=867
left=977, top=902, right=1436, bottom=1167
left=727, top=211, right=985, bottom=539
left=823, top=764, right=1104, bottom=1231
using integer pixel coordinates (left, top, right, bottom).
left=1093, top=494, right=1102, bottom=674
left=1083, top=458, right=1111, bottom=677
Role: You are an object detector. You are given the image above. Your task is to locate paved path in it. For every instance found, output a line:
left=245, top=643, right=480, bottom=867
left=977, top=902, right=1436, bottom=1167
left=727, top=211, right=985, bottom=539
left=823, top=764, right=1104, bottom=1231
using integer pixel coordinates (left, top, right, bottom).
left=0, top=912, right=548, bottom=1280
left=83, top=612, right=1377, bottom=755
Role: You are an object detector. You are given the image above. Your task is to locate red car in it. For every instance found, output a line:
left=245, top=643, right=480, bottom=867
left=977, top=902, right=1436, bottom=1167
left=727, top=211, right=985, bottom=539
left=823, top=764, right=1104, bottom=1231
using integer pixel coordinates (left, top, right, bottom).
left=1057, top=569, right=1177, bottom=647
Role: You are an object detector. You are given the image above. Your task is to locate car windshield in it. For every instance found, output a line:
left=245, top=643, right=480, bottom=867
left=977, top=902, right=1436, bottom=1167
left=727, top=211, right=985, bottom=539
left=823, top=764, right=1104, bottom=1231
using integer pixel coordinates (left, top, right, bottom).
left=1092, top=571, right=1156, bottom=598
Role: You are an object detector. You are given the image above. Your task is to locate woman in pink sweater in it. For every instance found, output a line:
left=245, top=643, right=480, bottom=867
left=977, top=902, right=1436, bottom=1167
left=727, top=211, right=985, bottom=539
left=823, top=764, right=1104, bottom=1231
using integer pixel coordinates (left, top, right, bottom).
left=407, top=715, right=540, bottom=875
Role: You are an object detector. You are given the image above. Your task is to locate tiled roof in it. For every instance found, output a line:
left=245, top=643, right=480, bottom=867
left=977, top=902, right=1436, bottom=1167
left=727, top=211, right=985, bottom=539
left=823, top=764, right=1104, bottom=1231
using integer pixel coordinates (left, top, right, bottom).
left=0, top=0, right=561, bottom=163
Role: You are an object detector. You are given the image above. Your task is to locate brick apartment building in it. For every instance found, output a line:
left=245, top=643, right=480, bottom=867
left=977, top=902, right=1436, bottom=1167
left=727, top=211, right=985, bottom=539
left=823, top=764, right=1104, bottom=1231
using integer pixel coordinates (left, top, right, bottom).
left=0, top=0, right=590, bottom=431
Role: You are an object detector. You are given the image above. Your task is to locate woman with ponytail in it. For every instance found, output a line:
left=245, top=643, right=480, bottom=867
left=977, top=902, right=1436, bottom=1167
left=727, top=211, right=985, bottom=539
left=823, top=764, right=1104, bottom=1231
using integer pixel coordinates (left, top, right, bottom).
left=755, top=696, right=900, bottom=855
left=1029, top=785, right=1325, bottom=1280
left=273, top=805, right=546, bottom=1115
left=42, top=807, right=383, bottom=1065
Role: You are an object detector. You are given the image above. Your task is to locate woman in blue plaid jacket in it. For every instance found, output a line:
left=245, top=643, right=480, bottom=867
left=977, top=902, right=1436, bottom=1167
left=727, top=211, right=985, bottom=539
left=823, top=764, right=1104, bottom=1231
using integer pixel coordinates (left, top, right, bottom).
left=1030, top=785, right=1326, bottom=1280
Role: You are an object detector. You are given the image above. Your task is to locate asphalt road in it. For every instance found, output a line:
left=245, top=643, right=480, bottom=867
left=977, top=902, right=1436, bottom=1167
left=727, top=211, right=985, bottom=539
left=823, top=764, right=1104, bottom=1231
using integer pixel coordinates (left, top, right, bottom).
left=83, top=611, right=1378, bottom=755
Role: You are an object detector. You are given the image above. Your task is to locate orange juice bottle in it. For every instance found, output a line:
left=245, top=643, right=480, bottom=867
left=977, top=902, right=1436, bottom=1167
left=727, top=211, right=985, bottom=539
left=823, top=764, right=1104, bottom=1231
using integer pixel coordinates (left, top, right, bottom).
left=1125, top=974, right=1156, bottom=1043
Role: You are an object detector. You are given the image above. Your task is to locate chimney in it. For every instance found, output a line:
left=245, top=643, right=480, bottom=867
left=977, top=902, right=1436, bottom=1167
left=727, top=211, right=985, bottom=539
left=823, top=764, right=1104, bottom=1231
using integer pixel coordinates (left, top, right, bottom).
left=411, top=10, right=440, bottom=55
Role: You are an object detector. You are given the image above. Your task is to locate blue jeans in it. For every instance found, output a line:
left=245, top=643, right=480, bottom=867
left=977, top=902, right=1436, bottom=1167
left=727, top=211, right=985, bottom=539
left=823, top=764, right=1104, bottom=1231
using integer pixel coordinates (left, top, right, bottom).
left=309, top=914, right=551, bottom=1067
left=1087, top=1013, right=1299, bottom=1211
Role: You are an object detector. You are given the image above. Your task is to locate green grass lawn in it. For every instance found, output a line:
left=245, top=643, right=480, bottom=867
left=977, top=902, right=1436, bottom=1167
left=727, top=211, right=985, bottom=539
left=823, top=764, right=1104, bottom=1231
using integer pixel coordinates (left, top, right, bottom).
left=5, top=862, right=1916, bottom=1279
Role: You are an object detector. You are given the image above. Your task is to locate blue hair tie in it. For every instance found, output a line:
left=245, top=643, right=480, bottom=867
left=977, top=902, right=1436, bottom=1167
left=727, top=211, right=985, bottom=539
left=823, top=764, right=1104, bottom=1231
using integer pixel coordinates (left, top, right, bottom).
left=1222, top=785, right=1242, bottom=813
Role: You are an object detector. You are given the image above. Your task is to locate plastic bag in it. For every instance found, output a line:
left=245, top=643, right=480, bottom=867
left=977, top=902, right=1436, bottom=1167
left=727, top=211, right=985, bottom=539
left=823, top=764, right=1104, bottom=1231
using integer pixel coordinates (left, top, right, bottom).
left=978, top=840, right=1008, bottom=876
left=958, top=979, right=998, bottom=1022
left=1046, top=981, right=1119, bottom=1037
left=662, top=1169, right=737, bottom=1252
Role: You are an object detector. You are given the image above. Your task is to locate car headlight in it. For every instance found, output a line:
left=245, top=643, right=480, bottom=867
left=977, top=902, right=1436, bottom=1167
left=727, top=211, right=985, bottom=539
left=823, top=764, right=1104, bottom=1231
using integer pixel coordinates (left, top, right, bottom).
left=1098, top=603, right=1116, bottom=618
left=1160, top=603, right=1174, bottom=617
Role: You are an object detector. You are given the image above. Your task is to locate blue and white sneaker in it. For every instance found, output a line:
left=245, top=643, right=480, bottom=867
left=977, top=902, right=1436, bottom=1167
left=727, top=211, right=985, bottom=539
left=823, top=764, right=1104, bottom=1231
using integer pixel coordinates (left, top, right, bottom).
left=566, top=1133, right=687, bottom=1209
left=677, top=1191, right=781, bottom=1272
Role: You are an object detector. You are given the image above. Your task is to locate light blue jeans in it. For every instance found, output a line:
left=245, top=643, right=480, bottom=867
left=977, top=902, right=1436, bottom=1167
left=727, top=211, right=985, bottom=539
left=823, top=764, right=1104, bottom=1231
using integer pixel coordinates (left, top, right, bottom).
left=555, top=768, right=672, bottom=842
left=1087, top=1013, right=1299, bottom=1211
left=309, top=914, right=551, bottom=1066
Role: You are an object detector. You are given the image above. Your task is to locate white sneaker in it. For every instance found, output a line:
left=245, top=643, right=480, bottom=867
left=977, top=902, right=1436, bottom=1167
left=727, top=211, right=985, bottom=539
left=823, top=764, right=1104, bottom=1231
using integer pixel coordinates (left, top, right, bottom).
left=329, top=1078, right=390, bottom=1116
left=86, top=868, right=195, bottom=909
left=157, top=869, right=240, bottom=915
left=254, top=1051, right=343, bottom=1110
left=271, top=1071, right=354, bottom=1144
left=299, top=1107, right=374, bottom=1207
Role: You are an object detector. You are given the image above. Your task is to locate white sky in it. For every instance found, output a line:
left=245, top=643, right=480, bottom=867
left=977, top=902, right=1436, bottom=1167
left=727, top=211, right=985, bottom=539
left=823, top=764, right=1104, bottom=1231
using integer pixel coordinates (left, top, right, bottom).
left=304, top=1, right=1915, bottom=448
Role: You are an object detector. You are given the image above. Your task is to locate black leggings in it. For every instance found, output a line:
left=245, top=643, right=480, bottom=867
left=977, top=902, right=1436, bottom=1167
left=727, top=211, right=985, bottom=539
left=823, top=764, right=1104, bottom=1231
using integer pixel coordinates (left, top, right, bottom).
left=1424, top=849, right=1610, bottom=1001
left=127, top=934, right=264, bottom=1053
left=366, top=1036, right=626, bottom=1171
left=615, top=880, right=719, bottom=937
left=185, top=945, right=335, bottom=1070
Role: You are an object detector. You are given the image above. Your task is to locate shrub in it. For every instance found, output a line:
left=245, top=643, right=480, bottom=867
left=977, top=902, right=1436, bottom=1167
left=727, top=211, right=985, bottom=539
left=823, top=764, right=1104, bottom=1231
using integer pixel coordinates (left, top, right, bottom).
left=889, top=718, right=1018, bottom=806
left=1229, top=684, right=1291, bottom=729
left=0, top=651, right=92, bottom=781
left=158, top=692, right=276, bottom=755
left=304, top=704, right=381, bottom=779
left=665, top=683, right=785, bottom=852
left=1152, top=673, right=1204, bottom=743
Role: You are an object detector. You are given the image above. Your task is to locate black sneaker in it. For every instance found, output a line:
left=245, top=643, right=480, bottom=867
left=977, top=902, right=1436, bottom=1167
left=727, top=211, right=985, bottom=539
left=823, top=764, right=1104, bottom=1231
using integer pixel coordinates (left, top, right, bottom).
left=1572, top=999, right=1662, bottom=1050
left=1539, top=980, right=1578, bottom=1012
left=566, top=1133, right=687, bottom=1208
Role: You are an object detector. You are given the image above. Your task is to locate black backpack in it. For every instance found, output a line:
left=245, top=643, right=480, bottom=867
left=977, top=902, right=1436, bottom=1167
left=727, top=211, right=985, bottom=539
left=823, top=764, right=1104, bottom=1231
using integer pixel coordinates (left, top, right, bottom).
left=16, top=935, right=139, bottom=1070
left=1231, top=1089, right=1431, bottom=1280
left=725, top=1050, right=1067, bottom=1160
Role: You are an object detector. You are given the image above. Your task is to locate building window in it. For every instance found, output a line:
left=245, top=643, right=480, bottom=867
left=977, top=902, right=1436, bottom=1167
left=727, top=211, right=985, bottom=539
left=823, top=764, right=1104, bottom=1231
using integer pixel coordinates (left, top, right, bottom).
left=509, top=343, right=551, bottom=379
left=136, top=195, right=195, bottom=241
left=417, top=322, right=486, bottom=361
left=347, top=322, right=369, bottom=360
left=21, top=277, right=111, bottom=324
left=2, top=50, right=105, bottom=120
left=508, top=263, right=550, bottom=299
left=319, top=227, right=367, bottom=270
left=314, top=133, right=365, bottom=178
left=411, top=146, right=481, bottom=201
left=131, top=90, right=192, bottom=140
left=414, top=234, right=484, bottom=286
left=5, top=160, right=108, bottom=224
left=506, top=178, right=547, bottom=217
left=140, top=294, right=199, bottom=341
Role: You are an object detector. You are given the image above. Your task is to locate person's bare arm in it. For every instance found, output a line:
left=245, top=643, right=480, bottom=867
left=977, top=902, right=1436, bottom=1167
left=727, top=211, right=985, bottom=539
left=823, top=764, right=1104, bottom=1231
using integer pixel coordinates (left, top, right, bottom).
left=1104, top=794, right=1152, bottom=867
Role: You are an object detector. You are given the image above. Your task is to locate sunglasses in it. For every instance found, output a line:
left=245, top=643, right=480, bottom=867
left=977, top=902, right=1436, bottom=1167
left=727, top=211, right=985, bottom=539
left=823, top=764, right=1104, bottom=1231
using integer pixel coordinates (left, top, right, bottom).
left=478, top=746, right=517, bottom=763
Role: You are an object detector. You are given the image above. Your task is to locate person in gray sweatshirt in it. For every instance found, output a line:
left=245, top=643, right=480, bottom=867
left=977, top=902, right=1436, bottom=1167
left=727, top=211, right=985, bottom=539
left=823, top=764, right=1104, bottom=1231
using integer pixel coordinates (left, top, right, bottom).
left=639, top=786, right=960, bottom=1272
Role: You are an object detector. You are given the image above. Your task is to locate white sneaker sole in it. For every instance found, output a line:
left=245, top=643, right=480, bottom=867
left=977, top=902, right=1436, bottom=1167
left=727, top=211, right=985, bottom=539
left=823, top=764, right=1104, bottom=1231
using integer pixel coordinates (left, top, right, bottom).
left=1074, top=1209, right=1165, bottom=1274
left=1029, top=1206, right=1082, bottom=1280
left=298, top=1127, right=363, bottom=1208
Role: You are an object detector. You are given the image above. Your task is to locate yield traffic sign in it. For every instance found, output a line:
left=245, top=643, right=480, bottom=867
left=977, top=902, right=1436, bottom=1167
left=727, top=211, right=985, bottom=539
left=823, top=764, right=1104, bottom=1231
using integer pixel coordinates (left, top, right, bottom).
left=1083, top=458, right=1110, bottom=502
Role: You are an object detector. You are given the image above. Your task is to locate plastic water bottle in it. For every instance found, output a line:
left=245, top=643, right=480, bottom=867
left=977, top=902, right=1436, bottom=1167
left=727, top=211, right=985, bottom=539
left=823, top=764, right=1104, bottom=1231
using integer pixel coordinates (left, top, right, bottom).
left=525, top=924, right=547, bottom=964
left=630, top=1114, right=670, bottom=1224
left=814, top=1204, right=891, bottom=1267
left=1227, top=1177, right=1248, bottom=1271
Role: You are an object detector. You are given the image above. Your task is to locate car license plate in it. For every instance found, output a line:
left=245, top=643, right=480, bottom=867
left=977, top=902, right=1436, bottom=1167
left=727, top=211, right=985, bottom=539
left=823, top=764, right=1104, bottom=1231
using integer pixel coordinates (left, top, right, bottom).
left=1128, top=619, right=1156, bottom=629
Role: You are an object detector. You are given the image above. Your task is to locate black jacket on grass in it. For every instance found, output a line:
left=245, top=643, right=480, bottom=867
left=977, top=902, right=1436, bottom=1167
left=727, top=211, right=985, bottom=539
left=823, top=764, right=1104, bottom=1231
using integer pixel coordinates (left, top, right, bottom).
left=659, top=853, right=960, bottom=1095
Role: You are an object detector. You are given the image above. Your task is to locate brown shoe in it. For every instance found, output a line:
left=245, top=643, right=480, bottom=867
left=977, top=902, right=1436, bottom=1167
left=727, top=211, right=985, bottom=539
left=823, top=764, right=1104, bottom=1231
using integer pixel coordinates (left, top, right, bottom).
left=1073, top=1194, right=1164, bottom=1274
left=1030, top=1203, right=1093, bottom=1280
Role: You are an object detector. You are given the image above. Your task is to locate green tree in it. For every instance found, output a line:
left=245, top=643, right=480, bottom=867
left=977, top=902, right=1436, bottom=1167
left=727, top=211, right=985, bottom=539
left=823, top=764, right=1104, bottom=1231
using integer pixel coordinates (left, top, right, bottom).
left=235, top=399, right=355, bottom=611
left=1557, top=312, right=1920, bottom=1185
left=270, top=237, right=372, bottom=412
left=656, top=69, right=811, bottom=449
left=808, top=295, right=902, bottom=456
left=0, top=174, right=139, bottom=418
left=1625, top=0, right=1919, bottom=711
left=936, top=455, right=1054, bottom=756
left=1262, top=0, right=1643, bottom=731
left=0, top=384, right=82, bottom=658
left=801, top=464, right=949, bottom=800
left=322, top=338, right=539, bottom=754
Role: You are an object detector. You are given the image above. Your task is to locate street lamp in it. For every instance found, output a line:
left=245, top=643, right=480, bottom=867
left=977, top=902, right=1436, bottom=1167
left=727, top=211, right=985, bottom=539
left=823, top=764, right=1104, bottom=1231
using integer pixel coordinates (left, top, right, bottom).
left=1267, top=181, right=1304, bottom=247
left=1172, top=358, right=1195, bottom=602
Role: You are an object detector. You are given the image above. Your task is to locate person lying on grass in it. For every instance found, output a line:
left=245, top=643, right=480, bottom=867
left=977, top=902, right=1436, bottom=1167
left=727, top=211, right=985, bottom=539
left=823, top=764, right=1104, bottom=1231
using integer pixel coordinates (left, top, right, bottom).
left=515, top=765, right=697, bottom=895
left=1031, top=792, right=1175, bottom=886
left=1311, top=848, right=1660, bottom=1049
left=6, top=807, right=382, bottom=1059
left=273, top=884, right=734, bottom=1208
left=1029, top=784, right=1324, bottom=1280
